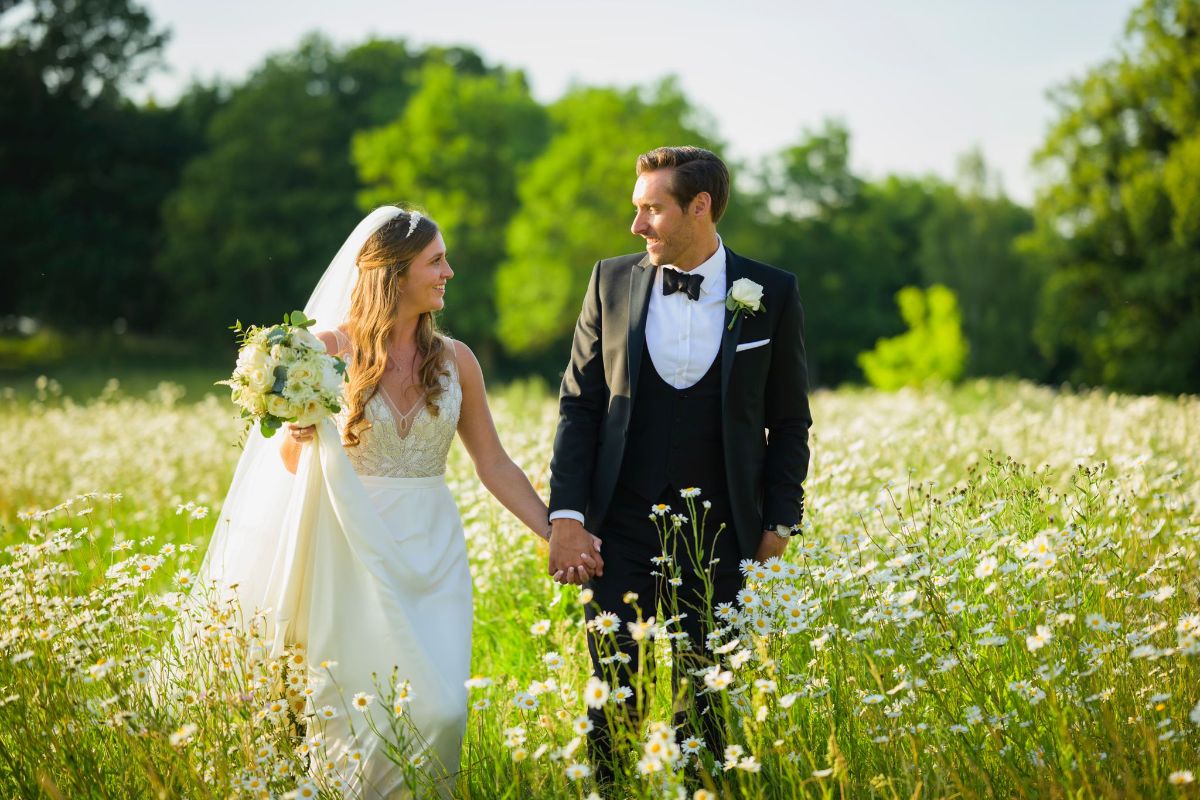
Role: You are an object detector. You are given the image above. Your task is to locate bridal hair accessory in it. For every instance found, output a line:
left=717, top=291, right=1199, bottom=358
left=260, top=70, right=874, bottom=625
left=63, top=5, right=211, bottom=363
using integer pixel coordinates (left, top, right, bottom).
left=406, top=211, right=422, bottom=238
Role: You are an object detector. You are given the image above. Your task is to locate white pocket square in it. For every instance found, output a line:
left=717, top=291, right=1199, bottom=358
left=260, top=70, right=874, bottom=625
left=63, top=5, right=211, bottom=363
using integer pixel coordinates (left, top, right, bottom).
left=736, top=338, right=770, bottom=353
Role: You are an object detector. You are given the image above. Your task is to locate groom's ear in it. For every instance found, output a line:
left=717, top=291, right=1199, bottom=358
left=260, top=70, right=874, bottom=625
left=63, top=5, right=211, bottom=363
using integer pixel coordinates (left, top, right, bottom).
left=689, top=191, right=712, bottom=220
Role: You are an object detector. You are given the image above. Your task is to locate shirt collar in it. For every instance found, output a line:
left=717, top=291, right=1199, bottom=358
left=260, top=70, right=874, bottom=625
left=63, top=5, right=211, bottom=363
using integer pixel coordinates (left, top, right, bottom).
left=662, top=236, right=725, bottom=297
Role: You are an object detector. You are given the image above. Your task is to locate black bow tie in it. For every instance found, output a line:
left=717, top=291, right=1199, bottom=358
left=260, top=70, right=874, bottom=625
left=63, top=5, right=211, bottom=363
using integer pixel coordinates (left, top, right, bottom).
left=662, top=268, right=703, bottom=301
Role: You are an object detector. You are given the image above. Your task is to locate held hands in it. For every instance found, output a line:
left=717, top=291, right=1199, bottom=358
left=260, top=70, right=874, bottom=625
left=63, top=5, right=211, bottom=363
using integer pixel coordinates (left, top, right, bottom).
left=286, top=423, right=315, bottom=443
left=754, top=528, right=790, bottom=563
left=548, top=518, right=604, bottom=585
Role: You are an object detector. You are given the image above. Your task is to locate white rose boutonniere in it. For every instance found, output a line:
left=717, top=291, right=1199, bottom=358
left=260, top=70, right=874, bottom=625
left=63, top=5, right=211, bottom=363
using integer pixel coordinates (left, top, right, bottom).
left=726, top=278, right=765, bottom=330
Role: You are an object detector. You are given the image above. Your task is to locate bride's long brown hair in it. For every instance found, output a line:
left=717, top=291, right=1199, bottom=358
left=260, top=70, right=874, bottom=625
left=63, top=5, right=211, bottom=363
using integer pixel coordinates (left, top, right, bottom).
left=341, top=208, right=449, bottom=448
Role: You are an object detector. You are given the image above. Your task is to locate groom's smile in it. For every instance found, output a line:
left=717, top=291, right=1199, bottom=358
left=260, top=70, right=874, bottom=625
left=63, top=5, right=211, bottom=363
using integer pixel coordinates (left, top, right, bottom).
left=630, top=167, right=711, bottom=270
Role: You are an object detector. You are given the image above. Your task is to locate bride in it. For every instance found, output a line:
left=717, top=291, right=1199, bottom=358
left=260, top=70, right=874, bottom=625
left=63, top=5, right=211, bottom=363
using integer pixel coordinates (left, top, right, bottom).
left=196, top=206, right=602, bottom=798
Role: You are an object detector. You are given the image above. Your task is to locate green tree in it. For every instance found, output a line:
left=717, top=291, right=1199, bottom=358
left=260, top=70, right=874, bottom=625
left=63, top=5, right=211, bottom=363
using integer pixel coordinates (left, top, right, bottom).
left=769, top=118, right=861, bottom=216
left=749, top=122, right=935, bottom=385
left=0, top=0, right=202, bottom=331
left=917, top=150, right=1045, bottom=379
left=858, top=284, right=969, bottom=390
left=1029, top=0, right=1200, bottom=393
left=494, top=80, right=720, bottom=356
left=0, top=0, right=168, bottom=107
left=353, top=63, right=549, bottom=364
left=156, top=36, right=491, bottom=338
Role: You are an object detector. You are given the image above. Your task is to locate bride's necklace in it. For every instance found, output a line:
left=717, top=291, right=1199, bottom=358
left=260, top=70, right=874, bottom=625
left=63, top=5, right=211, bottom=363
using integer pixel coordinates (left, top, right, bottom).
left=382, top=346, right=425, bottom=435
left=384, top=342, right=418, bottom=374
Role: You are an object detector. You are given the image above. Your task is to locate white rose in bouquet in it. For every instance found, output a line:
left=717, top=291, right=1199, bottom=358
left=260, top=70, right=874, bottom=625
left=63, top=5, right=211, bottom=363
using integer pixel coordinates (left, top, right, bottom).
left=243, top=362, right=276, bottom=395
left=265, top=393, right=294, bottom=420
left=270, top=343, right=296, bottom=364
left=294, top=397, right=329, bottom=427
left=286, top=359, right=317, bottom=385
left=240, top=384, right=268, bottom=416
left=292, top=327, right=325, bottom=352
left=235, top=342, right=268, bottom=374
left=245, top=390, right=268, bottom=417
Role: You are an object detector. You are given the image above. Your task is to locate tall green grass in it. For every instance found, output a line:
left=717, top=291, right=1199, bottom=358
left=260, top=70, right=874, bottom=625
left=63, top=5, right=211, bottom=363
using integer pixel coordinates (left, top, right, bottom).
left=1, top=379, right=1197, bottom=797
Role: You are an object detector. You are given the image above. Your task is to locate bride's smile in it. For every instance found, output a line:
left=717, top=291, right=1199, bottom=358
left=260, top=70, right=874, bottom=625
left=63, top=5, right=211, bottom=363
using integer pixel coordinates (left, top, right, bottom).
left=400, top=233, right=454, bottom=313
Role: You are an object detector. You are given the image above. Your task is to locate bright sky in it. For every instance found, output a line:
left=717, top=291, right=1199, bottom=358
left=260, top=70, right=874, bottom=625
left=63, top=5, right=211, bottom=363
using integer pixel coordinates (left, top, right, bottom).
left=138, top=0, right=1136, bottom=204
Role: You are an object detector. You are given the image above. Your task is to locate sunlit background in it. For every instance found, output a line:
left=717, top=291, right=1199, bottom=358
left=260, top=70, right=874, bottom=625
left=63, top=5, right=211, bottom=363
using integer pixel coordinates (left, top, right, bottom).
left=2, top=5, right=1199, bottom=797
left=2, top=0, right=1196, bottom=395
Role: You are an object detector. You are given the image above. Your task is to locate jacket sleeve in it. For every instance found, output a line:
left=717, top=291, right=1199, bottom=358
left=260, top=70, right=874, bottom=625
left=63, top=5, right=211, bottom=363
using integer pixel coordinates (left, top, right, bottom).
left=549, top=261, right=608, bottom=515
left=761, top=273, right=813, bottom=529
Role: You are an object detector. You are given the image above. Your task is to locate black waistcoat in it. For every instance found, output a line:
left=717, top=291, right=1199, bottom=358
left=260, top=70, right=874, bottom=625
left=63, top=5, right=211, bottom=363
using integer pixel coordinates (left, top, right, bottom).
left=616, top=340, right=726, bottom=502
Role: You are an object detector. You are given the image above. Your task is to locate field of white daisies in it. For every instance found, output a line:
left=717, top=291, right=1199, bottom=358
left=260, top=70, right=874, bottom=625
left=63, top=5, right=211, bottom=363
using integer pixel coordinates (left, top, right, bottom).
left=0, top=375, right=1197, bottom=799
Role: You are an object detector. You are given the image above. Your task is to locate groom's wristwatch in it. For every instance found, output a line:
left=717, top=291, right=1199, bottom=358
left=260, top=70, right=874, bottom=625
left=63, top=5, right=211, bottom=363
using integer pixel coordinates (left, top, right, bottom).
left=772, top=524, right=799, bottom=540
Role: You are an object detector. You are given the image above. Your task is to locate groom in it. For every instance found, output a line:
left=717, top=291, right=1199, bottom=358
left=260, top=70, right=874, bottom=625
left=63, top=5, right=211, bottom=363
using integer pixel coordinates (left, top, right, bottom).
left=547, top=146, right=812, bottom=774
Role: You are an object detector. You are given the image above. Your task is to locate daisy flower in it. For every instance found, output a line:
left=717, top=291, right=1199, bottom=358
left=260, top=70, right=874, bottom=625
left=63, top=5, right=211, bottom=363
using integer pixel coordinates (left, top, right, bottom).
left=590, top=612, right=620, bottom=634
left=703, top=669, right=733, bottom=691
left=511, top=692, right=538, bottom=711
left=584, top=676, right=610, bottom=709
left=1026, top=625, right=1053, bottom=652
left=565, top=763, right=592, bottom=781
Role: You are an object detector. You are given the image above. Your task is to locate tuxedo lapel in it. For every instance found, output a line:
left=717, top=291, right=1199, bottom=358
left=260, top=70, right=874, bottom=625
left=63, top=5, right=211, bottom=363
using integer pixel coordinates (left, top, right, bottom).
left=626, top=255, right=655, bottom=401
left=721, top=247, right=746, bottom=402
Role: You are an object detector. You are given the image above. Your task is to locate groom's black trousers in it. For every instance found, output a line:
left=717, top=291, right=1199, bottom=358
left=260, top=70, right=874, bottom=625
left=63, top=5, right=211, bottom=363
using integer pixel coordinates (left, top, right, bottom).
left=584, top=481, right=744, bottom=776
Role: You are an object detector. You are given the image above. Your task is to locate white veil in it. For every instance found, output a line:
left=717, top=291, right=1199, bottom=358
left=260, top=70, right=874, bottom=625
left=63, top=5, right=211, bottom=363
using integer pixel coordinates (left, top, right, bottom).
left=197, top=205, right=404, bottom=656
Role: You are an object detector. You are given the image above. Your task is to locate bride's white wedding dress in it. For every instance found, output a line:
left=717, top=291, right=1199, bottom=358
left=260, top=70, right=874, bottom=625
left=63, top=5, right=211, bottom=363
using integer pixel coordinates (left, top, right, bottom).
left=292, top=330, right=472, bottom=797
left=199, top=335, right=472, bottom=799
left=194, top=207, right=472, bottom=799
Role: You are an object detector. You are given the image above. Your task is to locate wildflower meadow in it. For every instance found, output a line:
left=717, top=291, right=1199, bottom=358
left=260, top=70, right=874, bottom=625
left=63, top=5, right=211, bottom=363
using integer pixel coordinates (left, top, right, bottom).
left=1, top=376, right=1197, bottom=798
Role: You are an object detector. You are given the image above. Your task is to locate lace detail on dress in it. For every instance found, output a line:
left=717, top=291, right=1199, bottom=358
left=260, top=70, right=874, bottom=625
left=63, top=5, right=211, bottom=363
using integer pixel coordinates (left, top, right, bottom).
left=330, top=333, right=462, bottom=478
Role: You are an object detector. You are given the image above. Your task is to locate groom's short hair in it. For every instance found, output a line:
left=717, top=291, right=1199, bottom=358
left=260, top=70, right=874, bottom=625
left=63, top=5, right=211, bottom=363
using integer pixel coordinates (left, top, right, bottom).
left=636, top=146, right=729, bottom=223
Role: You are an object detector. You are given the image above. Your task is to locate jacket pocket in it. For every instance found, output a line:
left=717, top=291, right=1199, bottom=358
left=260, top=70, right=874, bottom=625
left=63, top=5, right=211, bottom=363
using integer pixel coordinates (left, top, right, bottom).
left=736, top=338, right=770, bottom=353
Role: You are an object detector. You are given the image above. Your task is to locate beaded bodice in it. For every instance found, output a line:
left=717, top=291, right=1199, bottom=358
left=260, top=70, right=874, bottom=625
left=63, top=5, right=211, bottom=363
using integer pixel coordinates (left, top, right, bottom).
left=330, top=333, right=462, bottom=478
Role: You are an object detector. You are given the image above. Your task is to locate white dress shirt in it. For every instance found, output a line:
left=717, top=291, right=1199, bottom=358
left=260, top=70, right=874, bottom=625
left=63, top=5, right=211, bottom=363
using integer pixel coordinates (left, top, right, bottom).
left=551, top=238, right=726, bottom=524
left=646, top=239, right=726, bottom=389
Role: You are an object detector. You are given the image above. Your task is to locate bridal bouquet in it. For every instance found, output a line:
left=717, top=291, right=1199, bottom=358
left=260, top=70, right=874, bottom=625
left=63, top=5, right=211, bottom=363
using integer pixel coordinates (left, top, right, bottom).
left=218, top=310, right=347, bottom=438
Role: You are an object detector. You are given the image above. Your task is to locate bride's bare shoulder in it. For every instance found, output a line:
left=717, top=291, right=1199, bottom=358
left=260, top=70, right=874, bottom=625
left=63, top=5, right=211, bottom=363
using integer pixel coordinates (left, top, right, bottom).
left=442, top=337, right=471, bottom=368
left=444, top=337, right=483, bottom=384
left=316, top=327, right=349, bottom=357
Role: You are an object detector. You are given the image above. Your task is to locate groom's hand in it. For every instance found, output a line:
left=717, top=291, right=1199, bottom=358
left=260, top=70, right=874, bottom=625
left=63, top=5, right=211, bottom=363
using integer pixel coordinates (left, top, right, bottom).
left=754, top=529, right=790, bottom=563
left=548, top=518, right=604, bottom=584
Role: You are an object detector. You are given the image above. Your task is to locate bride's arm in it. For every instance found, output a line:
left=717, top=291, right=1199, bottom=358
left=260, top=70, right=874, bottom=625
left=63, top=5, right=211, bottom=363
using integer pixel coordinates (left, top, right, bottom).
left=453, top=341, right=600, bottom=568
left=279, top=331, right=339, bottom=474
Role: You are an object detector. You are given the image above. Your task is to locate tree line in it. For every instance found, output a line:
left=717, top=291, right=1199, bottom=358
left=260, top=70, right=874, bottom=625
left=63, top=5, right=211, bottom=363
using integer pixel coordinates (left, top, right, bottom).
left=2, top=0, right=1196, bottom=393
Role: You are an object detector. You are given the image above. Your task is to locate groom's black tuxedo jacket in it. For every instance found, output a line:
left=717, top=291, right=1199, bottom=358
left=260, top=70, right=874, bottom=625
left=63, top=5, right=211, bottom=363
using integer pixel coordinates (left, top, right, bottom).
left=549, top=246, right=812, bottom=558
